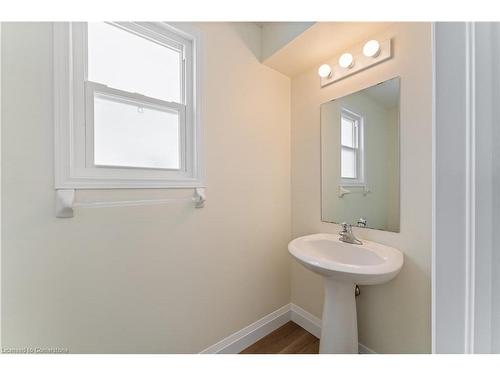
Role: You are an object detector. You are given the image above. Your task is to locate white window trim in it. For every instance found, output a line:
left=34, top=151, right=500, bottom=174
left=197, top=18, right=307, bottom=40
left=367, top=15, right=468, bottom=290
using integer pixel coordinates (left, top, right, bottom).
left=54, top=22, right=204, bottom=189
left=340, top=108, right=366, bottom=187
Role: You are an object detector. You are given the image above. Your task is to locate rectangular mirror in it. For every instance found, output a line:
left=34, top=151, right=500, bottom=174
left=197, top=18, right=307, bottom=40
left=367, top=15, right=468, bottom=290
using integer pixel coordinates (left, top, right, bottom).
left=321, top=77, right=400, bottom=232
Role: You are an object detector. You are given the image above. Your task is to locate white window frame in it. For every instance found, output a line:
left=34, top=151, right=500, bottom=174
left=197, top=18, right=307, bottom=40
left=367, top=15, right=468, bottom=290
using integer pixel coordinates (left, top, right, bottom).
left=340, top=108, right=365, bottom=187
left=54, top=22, right=203, bottom=189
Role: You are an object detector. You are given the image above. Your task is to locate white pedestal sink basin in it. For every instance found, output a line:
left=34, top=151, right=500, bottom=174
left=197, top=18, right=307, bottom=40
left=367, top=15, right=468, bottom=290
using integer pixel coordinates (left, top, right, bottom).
left=288, top=233, right=403, bottom=354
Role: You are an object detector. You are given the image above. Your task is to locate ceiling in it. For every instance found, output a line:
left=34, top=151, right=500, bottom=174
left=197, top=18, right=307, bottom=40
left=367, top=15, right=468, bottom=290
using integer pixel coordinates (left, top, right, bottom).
left=260, top=22, right=394, bottom=77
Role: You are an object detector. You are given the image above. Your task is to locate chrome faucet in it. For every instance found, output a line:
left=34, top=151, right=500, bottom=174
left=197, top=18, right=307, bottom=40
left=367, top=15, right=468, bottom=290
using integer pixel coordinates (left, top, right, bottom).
left=339, top=223, right=363, bottom=245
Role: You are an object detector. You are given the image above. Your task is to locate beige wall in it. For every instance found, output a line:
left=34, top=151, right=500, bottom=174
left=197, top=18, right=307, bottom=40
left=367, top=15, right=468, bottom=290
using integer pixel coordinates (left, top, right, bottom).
left=1, top=22, right=291, bottom=353
left=291, top=23, right=432, bottom=353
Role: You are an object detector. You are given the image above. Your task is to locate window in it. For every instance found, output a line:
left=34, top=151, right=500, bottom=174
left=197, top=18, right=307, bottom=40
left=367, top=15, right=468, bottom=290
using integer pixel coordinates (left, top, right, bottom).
left=54, top=22, right=203, bottom=189
left=92, top=91, right=181, bottom=170
left=340, top=109, right=364, bottom=186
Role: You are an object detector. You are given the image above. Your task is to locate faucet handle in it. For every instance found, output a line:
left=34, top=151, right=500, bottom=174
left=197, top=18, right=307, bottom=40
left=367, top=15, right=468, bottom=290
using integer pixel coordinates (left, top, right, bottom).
left=357, top=218, right=367, bottom=228
left=340, top=222, right=350, bottom=232
left=339, top=222, right=363, bottom=245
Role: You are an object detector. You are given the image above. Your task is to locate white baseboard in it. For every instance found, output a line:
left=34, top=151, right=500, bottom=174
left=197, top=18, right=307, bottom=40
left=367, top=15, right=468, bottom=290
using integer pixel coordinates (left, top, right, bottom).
left=290, top=303, right=322, bottom=338
left=200, top=303, right=377, bottom=354
left=199, top=304, right=291, bottom=354
left=358, top=342, right=377, bottom=354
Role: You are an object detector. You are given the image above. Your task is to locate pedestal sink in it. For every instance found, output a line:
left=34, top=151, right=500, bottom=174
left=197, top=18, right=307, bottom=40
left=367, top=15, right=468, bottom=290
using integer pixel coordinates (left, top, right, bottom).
left=288, top=233, right=403, bottom=354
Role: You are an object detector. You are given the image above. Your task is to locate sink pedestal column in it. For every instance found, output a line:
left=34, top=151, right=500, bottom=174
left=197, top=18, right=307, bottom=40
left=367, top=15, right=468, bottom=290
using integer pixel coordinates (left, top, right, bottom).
left=319, top=278, right=358, bottom=354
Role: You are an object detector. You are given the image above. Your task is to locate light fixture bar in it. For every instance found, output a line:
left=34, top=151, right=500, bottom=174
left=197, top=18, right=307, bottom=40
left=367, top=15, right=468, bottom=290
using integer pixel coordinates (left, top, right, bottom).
left=319, top=38, right=392, bottom=87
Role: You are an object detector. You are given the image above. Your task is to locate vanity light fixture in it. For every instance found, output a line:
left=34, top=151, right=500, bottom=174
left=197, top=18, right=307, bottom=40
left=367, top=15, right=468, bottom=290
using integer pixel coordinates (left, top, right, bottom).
left=338, top=53, right=354, bottom=69
left=363, top=40, right=381, bottom=58
left=318, top=37, right=392, bottom=87
left=318, top=64, right=332, bottom=78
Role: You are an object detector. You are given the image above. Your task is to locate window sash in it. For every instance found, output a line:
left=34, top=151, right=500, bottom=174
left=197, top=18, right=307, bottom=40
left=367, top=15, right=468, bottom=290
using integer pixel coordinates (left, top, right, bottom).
left=85, top=22, right=186, bottom=105
left=340, top=108, right=365, bottom=186
left=341, top=145, right=358, bottom=179
left=84, top=81, right=186, bottom=171
left=341, top=117, right=358, bottom=148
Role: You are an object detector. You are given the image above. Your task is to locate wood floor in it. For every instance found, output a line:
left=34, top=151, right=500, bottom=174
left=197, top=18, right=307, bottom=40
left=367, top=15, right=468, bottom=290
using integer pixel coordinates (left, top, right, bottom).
left=240, top=321, right=319, bottom=354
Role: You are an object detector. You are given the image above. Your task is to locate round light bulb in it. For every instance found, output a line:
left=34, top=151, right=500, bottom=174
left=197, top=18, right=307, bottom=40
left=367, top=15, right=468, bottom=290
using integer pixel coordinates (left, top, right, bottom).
left=318, top=64, right=332, bottom=78
left=363, top=40, right=381, bottom=57
left=338, top=53, right=354, bottom=69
